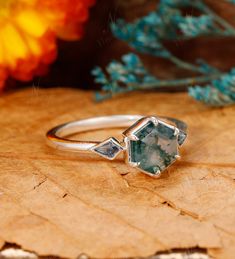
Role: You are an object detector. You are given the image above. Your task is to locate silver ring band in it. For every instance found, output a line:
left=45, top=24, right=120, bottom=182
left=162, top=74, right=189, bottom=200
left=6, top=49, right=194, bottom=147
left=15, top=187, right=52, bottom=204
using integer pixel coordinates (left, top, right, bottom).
left=46, top=115, right=187, bottom=177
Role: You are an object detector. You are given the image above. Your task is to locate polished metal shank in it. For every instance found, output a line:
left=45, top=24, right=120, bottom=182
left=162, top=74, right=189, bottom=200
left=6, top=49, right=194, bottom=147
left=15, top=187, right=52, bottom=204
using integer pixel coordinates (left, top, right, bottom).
left=46, top=115, right=187, bottom=154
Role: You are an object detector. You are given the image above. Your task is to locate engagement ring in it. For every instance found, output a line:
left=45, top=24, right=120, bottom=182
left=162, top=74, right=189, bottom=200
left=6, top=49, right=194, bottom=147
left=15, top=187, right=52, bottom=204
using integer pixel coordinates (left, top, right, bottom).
left=46, top=115, right=187, bottom=178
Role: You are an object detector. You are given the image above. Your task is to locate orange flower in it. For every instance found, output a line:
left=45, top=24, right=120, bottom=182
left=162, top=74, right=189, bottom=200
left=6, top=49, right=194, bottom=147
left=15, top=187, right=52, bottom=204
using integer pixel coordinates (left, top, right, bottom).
left=0, top=0, right=95, bottom=89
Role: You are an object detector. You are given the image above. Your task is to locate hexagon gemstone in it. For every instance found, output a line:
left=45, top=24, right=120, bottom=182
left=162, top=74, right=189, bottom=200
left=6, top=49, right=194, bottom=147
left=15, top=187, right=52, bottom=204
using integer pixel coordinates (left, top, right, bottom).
left=129, top=121, right=179, bottom=176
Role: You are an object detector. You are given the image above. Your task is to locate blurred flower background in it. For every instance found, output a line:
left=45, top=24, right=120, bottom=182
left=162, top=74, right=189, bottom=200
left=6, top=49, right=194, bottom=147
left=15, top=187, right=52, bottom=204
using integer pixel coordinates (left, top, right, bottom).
left=0, top=0, right=95, bottom=89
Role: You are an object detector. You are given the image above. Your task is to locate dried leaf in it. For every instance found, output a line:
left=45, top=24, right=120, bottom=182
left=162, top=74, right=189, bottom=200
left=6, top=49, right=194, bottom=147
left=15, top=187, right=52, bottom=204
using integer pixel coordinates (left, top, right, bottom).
left=0, top=88, right=234, bottom=258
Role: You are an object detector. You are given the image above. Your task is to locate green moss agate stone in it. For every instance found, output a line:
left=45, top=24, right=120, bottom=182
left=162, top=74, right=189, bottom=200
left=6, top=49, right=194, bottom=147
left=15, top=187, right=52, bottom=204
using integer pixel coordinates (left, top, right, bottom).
left=129, top=121, right=179, bottom=176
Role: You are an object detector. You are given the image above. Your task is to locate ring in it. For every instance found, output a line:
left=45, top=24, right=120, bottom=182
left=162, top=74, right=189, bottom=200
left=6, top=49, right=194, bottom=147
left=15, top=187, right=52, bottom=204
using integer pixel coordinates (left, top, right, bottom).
left=46, top=115, right=187, bottom=178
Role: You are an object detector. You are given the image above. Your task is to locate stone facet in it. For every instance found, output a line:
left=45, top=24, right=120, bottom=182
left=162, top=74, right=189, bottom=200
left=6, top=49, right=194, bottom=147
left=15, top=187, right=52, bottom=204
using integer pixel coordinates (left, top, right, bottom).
left=128, top=120, right=179, bottom=176
left=178, top=131, right=187, bottom=146
left=92, top=138, right=123, bottom=160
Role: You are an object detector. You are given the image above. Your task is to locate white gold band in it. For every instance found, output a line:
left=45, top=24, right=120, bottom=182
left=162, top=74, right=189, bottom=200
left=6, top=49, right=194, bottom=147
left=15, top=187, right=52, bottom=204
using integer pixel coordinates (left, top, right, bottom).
left=46, top=115, right=187, bottom=152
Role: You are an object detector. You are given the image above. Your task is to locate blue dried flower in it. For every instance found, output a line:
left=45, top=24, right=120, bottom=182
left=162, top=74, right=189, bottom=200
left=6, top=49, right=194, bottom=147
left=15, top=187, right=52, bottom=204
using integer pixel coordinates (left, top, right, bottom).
left=177, top=15, right=216, bottom=37
left=189, top=69, right=235, bottom=106
left=92, top=53, right=159, bottom=101
left=196, top=59, right=219, bottom=74
left=92, top=0, right=235, bottom=106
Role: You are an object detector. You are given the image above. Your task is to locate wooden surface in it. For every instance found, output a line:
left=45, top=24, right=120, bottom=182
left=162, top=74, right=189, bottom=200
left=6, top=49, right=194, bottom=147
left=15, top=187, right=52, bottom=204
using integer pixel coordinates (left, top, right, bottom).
left=0, top=88, right=234, bottom=259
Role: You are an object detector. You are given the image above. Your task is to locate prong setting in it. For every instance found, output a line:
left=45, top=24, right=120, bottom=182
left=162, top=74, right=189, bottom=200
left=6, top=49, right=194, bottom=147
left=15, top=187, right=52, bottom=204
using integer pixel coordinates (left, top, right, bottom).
left=175, top=154, right=181, bottom=160
left=124, top=132, right=139, bottom=141
left=174, top=127, right=180, bottom=136
left=123, top=116, right=183, bottom=177
left=129, top=161, right=140, bottom=167
left=149, top=116, right=159, bottom=126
